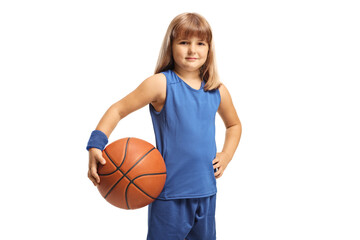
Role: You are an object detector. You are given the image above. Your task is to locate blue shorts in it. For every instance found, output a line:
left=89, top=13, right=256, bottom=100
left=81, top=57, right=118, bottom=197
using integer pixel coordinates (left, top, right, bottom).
left=147, top=195, right=216, bottom=240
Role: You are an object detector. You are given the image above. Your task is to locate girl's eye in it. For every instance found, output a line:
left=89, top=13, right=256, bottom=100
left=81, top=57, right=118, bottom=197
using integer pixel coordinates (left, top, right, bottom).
left=180, top=41, right=188, bottom=45
left=198, top=42, right=206, bottom=46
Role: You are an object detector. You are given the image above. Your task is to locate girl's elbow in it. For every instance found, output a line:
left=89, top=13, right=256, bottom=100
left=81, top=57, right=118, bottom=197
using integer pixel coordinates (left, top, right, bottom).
left=232, top=121, right=242, bottom=137
left=109, top=103, right=124, bottom=120
left=238, top=122, right=242, bottom=136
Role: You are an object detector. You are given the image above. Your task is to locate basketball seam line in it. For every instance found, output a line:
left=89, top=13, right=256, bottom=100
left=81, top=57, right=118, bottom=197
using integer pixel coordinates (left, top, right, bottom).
left=123, top=147, right=156, bottom=209
left=103, top=146, right=129, bottom=199
left=132, top=172, right=167, bottom=181
left=103, top=141, right=159, bottom=209
left=103, top=149, right=130, bottom=199
left=118, top=137, right=130, bottom=169
left=99, top=138, right=130, bottom=176
left=105, top=147, right=155, bottom=208
left=104, top=173, right=125, bottom=199
left=124, top=172, right=167, bottom=202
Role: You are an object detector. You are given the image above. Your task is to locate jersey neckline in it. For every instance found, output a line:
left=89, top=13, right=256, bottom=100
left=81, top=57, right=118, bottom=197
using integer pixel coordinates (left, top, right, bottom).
left=171, top=70, right=204, bottom=92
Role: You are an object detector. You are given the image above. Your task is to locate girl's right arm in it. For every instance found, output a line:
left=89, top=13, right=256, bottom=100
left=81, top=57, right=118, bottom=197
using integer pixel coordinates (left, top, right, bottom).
left=88, top=73, right=166, bottom=186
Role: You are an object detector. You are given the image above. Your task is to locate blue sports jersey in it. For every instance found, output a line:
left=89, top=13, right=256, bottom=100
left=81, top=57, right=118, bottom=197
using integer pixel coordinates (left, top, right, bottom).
left=149, top=69, right=221, bottom=199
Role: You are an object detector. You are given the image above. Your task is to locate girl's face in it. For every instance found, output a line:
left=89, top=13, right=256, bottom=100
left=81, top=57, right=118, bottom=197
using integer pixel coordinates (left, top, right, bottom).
left=172, top=36, right=209, bottom=73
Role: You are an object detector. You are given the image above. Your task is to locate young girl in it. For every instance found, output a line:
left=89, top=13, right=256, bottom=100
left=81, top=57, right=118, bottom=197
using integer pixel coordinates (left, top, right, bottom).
left=87, top=12, right=242, bottom=240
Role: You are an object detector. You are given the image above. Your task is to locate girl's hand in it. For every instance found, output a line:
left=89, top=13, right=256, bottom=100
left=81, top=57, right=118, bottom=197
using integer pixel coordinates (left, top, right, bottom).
left=212, top=152, right=231, bottom=179
left=88, top=148, right=107, bottom=186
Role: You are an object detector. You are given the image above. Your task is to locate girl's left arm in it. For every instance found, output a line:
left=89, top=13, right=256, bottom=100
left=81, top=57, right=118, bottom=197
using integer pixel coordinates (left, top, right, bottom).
left=213, top=83, right=242, bottom=179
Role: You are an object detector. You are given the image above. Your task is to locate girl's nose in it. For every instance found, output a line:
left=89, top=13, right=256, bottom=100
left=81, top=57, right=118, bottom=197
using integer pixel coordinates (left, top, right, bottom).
left=188, top=43, right=196, bottom=54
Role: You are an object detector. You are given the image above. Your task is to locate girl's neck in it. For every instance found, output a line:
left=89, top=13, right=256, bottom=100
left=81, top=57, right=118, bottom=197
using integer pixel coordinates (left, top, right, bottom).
left=173, top=66, right=201, bottom=82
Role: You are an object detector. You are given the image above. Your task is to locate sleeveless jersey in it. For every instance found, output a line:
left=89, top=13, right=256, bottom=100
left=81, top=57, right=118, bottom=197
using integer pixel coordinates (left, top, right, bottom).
left=149, top=69, right=221, bottom=199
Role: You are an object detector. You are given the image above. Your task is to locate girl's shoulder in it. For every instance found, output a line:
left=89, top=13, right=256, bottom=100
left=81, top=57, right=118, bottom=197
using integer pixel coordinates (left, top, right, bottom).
left=141, top=72, right=167, bottom=90
left=217, top=83, right=234, bottom=107
left=147, top=72, right=166, bottom=84
left=144, top=73, right=166, bottom=104
left=218, top=83, right=230, bottom=98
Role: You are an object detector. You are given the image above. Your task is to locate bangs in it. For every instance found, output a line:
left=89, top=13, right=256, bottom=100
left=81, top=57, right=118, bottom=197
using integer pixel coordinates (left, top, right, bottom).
left=171, top=14, right=212, bottom=43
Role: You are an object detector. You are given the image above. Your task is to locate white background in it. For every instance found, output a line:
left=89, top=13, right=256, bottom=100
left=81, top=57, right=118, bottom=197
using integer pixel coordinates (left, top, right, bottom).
left=1, top=0, right=359, bottom=239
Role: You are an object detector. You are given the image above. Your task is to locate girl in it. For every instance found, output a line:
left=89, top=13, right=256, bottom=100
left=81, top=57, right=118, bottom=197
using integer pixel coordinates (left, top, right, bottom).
left=87, top=12, right=242, bottom=240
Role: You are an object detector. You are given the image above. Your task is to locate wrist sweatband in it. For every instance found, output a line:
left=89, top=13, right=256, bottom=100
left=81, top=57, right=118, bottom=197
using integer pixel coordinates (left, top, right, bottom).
left=86, top=130, right=108, bottom=151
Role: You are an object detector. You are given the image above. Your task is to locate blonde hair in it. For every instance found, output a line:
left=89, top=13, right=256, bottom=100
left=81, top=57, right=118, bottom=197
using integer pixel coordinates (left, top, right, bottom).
left=154, top=12, right=221, bottom=91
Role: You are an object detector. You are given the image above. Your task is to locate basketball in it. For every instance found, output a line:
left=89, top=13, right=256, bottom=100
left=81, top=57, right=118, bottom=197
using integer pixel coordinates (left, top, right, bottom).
left=97, top=137, right=166, bottom=209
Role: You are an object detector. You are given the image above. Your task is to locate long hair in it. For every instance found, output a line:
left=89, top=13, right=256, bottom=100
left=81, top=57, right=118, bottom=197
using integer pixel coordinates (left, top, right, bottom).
left=154, top=13, right=221, bottom=91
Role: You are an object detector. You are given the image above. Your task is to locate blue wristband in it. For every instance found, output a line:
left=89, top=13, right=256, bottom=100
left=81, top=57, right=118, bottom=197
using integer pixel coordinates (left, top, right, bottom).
left=86, top=130, right=108, bottom=151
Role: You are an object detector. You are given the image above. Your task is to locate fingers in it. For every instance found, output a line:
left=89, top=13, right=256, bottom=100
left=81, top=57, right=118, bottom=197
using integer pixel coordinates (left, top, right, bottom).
left=90, top=148, right=106, bottom=165
left=88, top=149, right=107, bottom=186
left=88, top=169, right=98, bottom=186
left=88, top=162, right=100, bottom=186
left=212, top=158, right=221, bottom=170
left=213, top=160, right=221, bottom=170
left=212, top=154, right=227, bottom=179
left=214, top=166, right=223, bottom=179
left=213, top=158, right=221, bottom=179
left=97, top=155, right=106, bottom=165
left=91, top=165, right=101, bottom=184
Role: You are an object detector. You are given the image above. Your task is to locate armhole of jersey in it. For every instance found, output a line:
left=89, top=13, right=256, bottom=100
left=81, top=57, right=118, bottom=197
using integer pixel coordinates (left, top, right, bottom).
left=149, top=72, right=168, bottom=116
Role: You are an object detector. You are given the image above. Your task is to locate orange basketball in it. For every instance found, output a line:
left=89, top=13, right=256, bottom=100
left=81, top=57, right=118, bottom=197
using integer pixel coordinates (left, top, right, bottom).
left=97, top=137, right=166, bottom=209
